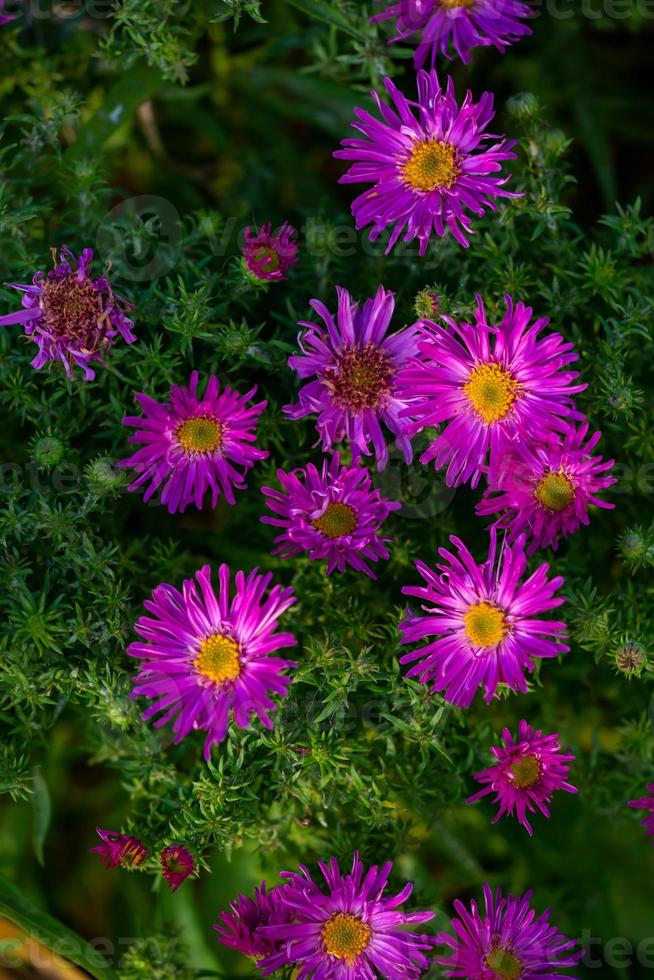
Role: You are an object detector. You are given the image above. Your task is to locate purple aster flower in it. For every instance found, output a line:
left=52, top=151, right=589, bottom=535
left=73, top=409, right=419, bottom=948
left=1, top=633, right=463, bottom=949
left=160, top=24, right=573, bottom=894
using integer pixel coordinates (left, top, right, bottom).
left=0, top=247, right=135, bottom=380
left=118, top=371, right=267, bottom=513
left=629, top=784, right=654, bottom=843
left=436, top=884, right=582, bottom=978
left=397, top=295, right=586, bottom=488
left=0, top=0, right=16, bottom=24
left=284, top=285, right=422, bottom=470
left=259, top=853, right=435, bottom=978
left=399, top=530, right=568, bottom=708
left=334, top=71, right=519, bottom=254
left=466, top=720, right=577, bottom=835
left=161, top=844, right=196, bottom=892
left=128, top=564, right=297, bottom=760
left=476, top=423, right=616, bottom=553
left=215, top=883, right=292, bottom=960
left=242, top=221, right=298, bottom=282
left=371, top=0, right=532, bottom=68
left=91, top=828, right=147, bottom=870
left=261, top=453, right=400, bottom=579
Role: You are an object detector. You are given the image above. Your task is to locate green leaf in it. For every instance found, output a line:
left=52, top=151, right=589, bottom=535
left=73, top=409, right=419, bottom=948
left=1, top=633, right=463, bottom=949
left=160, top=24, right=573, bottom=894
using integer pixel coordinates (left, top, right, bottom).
left=283, top=0, right=368, bottom=40
left=31, top=767, right=51, bottom=867
left=0, top=873, right=118, bottom=979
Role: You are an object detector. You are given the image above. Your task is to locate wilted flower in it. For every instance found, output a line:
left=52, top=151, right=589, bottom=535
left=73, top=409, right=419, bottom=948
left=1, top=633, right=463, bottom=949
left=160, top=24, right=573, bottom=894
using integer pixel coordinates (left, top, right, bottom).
left=161, top=845, right=195, bottom=892
left=91, top=828, right=147, bottom=870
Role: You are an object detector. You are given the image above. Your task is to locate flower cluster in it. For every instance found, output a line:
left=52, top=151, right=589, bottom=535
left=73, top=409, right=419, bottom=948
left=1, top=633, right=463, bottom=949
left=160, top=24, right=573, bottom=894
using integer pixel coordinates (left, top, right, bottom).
left=91, top=830, right=195, bottom=891
left=215, top=853, right=435, bottom=978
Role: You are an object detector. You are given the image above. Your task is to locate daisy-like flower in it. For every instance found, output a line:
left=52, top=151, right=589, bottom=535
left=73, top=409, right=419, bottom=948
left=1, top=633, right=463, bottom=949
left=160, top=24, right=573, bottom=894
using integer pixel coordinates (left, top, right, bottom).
left=215, top=883, right=292, bottom=960
left=284, top=285, right=422, bottom=470
left=161, top=844, right=195, bottom=892
left=128, top=564, right=297, bottom=760
left=476, top=423, right=616, bottom=552
left=261, top=453, right=400, bottom=579
left=399, top=530, right=568, bottom=708
left=259, top=853, right=435, bottom=979
left=241, top=221, right=299, bottom=283
left=91, top=829, right=147, bottom=870
left=0, top=247, right=135, bottom=380
left=436, top=884, right=582, bottom=978
left=334, top=71, right=519, bottom=255
left=629, top=784, right=654, bottom=843
left=397, top=295, right=586, bottom=488
left=371, top=0, right=532, bottom=69
left=118, top=372, right=267, bottom=513
left=0, top=0, right=16, bottom=25
left=466, top=721, right=578, bottom=835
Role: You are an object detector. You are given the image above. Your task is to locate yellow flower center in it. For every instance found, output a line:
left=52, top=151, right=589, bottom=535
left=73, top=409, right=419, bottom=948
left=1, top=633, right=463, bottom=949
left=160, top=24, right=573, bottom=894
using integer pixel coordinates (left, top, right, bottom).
left=440, top=0, right=475, bottom=8
left=312, top=502, right=357, bottom=540
left=402, top=139, right=460, bottom=193
left=536, top=471, right=575, bottom=512
left=485, top=947, right=523, bottom=979
left=464, top=602, right=507, bottom=648
left=120, top=842, right=146, bottom=870
left=464, top=362, right=520, bottom=424
left=322, top=914, right=371, bottom=962
left=176, top=416, right=223, bottom=454
left=509, top=754, right=542, bottom=789
left=195, top=634, right=241, bottom=684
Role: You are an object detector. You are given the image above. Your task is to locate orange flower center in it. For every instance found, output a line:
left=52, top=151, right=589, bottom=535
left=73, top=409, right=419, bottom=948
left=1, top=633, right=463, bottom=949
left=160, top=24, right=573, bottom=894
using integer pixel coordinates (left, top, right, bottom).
left=322, top=914, right=371, bottom=962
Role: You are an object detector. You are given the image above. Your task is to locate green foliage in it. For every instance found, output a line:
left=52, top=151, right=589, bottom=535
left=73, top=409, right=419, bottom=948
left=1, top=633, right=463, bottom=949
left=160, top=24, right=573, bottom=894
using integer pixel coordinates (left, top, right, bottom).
left=0, top=2, right=653, bottom=978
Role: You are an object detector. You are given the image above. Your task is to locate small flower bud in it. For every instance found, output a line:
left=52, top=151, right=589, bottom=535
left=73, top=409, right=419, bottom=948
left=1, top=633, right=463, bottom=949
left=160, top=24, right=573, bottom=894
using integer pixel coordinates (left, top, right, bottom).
left=506, top=91, right=539, bottom=121
left=32, top=435, right=65, bottom=468
left=85, top=457, right=126, bottom=494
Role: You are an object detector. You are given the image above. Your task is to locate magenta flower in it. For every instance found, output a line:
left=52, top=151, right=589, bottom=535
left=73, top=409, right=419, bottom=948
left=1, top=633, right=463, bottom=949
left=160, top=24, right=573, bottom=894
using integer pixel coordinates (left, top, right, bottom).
left=259, top=853, right=435, bottom=978
left=118, top=372, right=267, bottom=513
left=400, top=530, right=568, bottom=708
left=128, top=564, right=297, bottom=760
left=397, top=295, right=586, bottom=488
left=261, top=453, right=400, bottom=579
left=0, top=0, right=16, bottom=25
left=284, top=285, right=422, bottom=470
left=215, top=883, right=292, bottom=960
left=629, top=784, right=654, bottom=843
left=436, top=884, right=582, bottom=978
left=242, top=221, right=298, bottom=282
left=161, top=844, right=195, bottom=892
left=334, top=71, right=519, bottom=255
left=466, top=720, right=578, bottom=835
left=91, top=829, right=147, bottom=870
left=0, top=247, right=135, bottom=380
left=371, top=0, right=532, bottom=68
left=477, top=423, right=616, bottom=553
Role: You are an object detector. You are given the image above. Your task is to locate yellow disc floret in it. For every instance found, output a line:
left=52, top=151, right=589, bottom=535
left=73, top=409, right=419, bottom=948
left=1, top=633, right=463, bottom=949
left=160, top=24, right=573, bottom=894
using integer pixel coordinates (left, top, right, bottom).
left=536, top=471, right=575, bottom=512
left=509, top=754, right=542, bottom=789
left=464, top=362, right=520, bottom=424
left=312, top=502, right=357, bottom=540
left=402, top=139, right=460, bottom=193
left=177, top=416, right=223, bottom=454
left=195, top=634, right=241, bottom=684
left=464, top=602, right=507, bottom=647
left=322, top=914, right=371, bottom=962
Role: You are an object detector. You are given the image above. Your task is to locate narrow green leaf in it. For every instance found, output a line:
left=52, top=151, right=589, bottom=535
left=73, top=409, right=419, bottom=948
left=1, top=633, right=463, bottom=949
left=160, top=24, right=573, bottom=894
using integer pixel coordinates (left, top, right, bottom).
left=31, top=767, right=51, bottom=867
left=284, top=0, right=368, bottom=40
left=0, top=873, right=118, bottom=979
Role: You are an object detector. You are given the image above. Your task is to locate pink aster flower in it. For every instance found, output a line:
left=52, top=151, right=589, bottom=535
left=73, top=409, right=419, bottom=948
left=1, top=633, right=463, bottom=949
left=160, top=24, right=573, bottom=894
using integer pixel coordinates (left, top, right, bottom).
left=436, top=884, right=582, bottom=978
left=0, top=0, right=16, bottom=25
left=397, top=294, right=586, bottom=488
left=477, top=423, right=616, bottom=553
left=261, top=453, right=400, bottom=579
left=242, top=221, right=298, bottom=282
left=334, top=71, right=519, bottom=254
left=91, top=828, right=147, bottom=870
left=215, top=883, right=292, bottom=960
left=466, top=720, right=578, bottom=835
left=284, top=285, right=422, bottom=470
left=629, top=784, right=654, bottom=843
left=371, top=0, right=532, bottom=68
left=0, top=247, right=135, bottom=380
left=259, top=853, right=435, bottom=979
left=128, top=564, right=297, bottom=760
left=118, top=371, right=267, bottom=513
left=399, top=530, right=568, bottom=708
left=161, top=844, right=195, bottom=892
